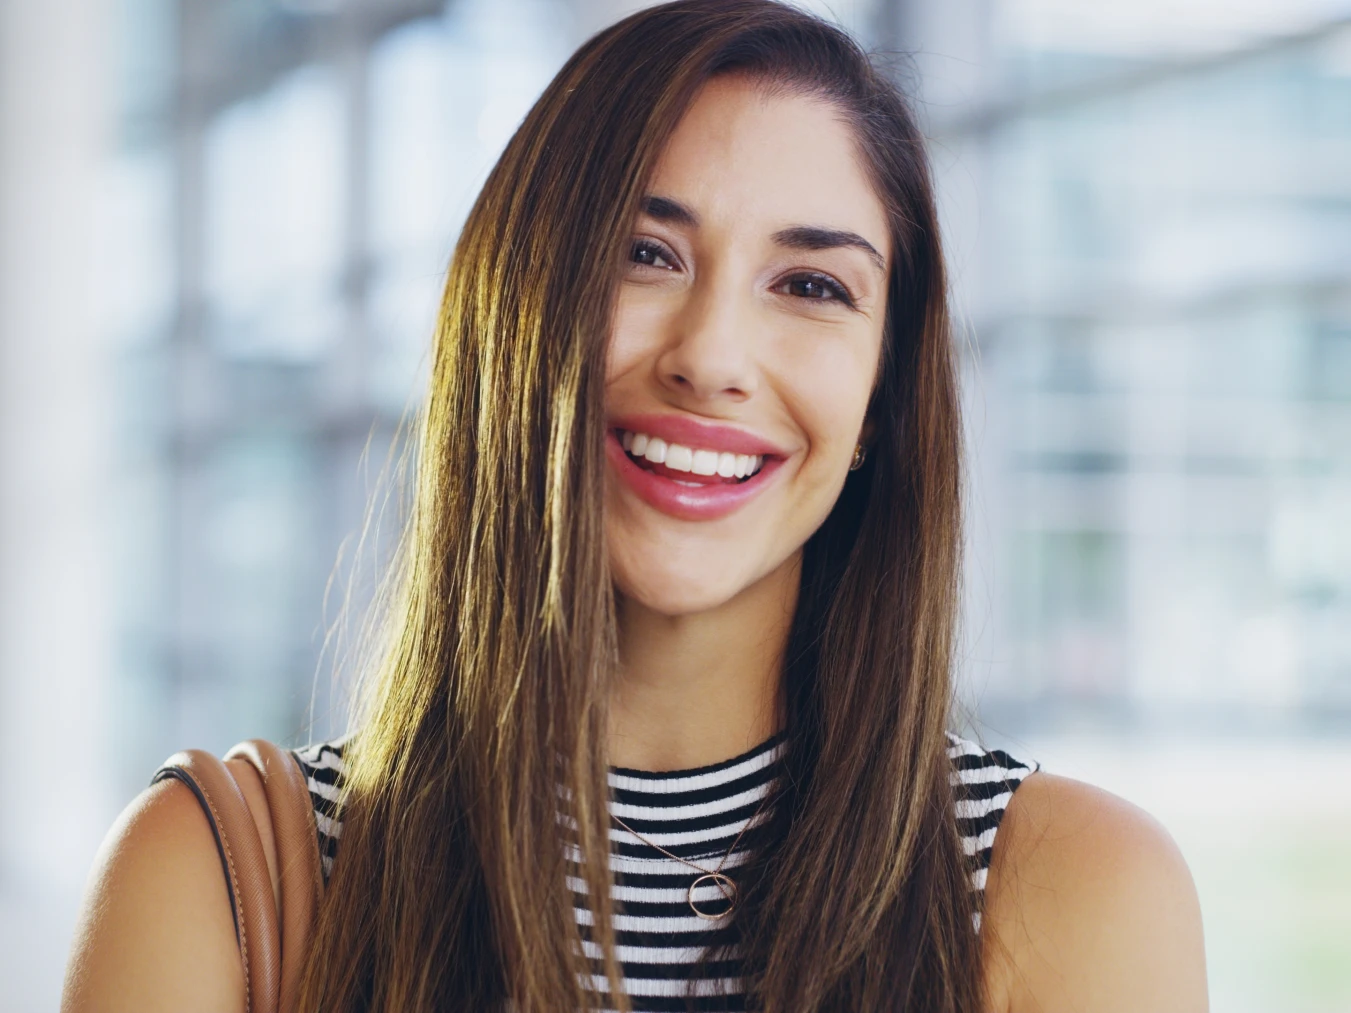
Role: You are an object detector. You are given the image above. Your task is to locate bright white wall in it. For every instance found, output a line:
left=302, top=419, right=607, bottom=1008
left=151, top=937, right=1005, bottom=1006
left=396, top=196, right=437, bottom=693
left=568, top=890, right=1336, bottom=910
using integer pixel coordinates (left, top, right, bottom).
left=0, top=0, right=116, bottom=1008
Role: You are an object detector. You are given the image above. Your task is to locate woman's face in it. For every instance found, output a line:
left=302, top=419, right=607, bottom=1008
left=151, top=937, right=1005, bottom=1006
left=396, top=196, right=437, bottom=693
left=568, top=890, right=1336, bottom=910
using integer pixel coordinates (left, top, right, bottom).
left=605, top=75, right=891, bottom=616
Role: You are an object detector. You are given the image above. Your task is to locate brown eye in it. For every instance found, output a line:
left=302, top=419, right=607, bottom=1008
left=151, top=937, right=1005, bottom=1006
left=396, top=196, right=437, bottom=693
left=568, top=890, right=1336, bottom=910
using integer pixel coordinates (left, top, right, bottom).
left=789, top=277, right=831, bottom=299
left=779, top=272, right=855, bottom=307
left=631, top=238, right=677, bottom=270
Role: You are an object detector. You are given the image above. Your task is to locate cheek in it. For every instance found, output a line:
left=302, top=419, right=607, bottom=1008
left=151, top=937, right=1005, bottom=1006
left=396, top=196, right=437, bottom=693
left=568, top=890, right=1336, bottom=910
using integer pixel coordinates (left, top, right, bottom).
left=774, top=333, right=878, bottom=460
left=606, top=292, right=671, bottom=382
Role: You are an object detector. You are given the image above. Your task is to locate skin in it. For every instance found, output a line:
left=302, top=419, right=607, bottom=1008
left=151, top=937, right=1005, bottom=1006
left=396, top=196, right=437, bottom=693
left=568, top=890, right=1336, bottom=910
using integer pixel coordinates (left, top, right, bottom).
left=605, top=75, right=888, bottom=774
left=61, top=760, right=262, bottom=1011
left=60, top=76, right=1207, bottom=1012
left=603, top=77, right=1208, bottom=1011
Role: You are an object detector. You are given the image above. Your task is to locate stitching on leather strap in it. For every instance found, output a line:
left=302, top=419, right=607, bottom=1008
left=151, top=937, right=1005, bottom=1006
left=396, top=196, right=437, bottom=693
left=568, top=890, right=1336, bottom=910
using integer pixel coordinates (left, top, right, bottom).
left=191, top=774, right=253, bottom=1013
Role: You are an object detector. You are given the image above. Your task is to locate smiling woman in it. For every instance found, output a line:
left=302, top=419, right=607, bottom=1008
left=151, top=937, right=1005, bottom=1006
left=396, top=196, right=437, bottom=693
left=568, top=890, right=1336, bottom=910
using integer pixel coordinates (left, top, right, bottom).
left=59, top=2, right=1206, bottom=1013
left=605, top=79, right=889, bottom=619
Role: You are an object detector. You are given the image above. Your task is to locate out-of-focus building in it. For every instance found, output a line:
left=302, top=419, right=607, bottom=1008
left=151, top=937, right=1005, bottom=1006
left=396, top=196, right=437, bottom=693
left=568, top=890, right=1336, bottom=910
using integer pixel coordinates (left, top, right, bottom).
left=930, top=2, right=1351, bottom=736
left=0, top=0, right=1347, bottom=1009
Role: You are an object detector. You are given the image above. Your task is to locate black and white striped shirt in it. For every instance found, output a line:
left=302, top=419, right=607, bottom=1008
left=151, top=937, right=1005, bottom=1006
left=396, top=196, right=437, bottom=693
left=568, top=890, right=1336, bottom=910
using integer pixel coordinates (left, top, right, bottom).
left=292, top=732, right=1036, bottom=1012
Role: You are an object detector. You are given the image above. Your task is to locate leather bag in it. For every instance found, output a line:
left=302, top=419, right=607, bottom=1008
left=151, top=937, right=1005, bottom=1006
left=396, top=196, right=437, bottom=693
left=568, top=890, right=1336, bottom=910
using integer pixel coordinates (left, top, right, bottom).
left=152, top=739, right=324, bottom=1013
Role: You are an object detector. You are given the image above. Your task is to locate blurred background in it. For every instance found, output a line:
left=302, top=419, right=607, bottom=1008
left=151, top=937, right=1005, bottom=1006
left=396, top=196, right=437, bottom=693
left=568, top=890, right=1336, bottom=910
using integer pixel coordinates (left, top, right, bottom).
left=1, top=0, right=1348, bottom=1008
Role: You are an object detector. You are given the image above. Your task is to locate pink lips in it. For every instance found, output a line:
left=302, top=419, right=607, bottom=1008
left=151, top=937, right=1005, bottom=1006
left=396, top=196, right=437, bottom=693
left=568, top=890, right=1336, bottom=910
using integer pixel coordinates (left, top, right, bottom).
left=609, top=413, right=790, bottom=459
left=606, top=414, right=789, bottom=522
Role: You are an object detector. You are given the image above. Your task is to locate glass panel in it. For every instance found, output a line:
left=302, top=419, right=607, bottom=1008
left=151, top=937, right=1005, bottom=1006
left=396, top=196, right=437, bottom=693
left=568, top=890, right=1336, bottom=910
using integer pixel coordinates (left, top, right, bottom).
left=204, top=64, right=346, bottom=360
left=366, top=0, right=574, bottom=410
left=968, top=30, right=1351, bottom=724
left=97, top=146, right=174, bottom=349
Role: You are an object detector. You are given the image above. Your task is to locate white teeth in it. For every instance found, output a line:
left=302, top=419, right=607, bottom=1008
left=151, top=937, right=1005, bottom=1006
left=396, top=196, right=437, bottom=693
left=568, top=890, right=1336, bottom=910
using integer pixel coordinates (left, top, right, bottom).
left=621, top=430, right=766, bottom=480
left=665, top=443, right=694, bottom=472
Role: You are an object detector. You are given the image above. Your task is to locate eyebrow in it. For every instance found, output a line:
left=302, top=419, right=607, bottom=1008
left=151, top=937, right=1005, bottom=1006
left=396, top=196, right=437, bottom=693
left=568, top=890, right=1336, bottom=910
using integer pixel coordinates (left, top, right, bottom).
left=641, top=195, right=699, bottom=227
left=639, top=194, right=887, bottom=276
left=771, top=225, right=887, bottom=276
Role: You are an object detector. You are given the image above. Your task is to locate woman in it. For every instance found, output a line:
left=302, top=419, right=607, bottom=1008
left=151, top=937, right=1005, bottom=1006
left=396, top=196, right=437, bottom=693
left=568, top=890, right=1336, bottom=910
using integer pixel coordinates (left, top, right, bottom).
left=61, top=2, right=1207, bottom=1010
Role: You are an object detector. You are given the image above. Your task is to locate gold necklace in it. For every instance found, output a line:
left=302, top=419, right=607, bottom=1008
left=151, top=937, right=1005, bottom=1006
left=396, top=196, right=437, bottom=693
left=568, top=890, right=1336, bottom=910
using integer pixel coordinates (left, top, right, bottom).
left=609, top=789, right=775, bottom=920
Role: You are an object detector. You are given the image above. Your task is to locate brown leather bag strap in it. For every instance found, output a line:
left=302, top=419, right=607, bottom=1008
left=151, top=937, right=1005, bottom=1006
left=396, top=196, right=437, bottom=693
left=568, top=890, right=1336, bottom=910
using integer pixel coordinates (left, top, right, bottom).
left=152, top=748, right=282, bottom=1013
left=225, top=739, right=324, bottom=1013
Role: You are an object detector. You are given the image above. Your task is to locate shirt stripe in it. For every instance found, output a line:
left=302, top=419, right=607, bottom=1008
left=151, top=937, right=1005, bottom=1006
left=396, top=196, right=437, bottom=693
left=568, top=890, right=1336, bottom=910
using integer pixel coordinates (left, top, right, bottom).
left=291, top=731, right=1037, bottom=1011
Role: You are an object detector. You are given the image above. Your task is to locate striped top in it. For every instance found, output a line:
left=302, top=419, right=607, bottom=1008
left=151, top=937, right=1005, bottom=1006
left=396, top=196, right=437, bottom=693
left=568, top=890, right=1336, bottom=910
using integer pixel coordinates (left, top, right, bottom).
left=292, top=733, right=1036, bottom=1012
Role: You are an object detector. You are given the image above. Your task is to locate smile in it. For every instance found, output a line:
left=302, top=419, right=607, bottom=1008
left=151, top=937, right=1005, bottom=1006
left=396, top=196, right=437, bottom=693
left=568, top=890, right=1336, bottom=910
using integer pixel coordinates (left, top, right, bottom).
left=606, top=426, right=786, bottom=522
left=620, top=429, right=764, bottom=483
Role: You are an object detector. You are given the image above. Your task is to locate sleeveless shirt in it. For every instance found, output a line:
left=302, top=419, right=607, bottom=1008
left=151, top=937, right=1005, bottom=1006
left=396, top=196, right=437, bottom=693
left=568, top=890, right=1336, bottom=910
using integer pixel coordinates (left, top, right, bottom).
left=292, top=733, right=1036, bottom=1012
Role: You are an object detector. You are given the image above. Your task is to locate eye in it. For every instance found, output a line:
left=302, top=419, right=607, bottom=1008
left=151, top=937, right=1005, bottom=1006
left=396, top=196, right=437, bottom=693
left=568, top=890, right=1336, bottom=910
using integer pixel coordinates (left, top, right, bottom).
left=777, top=271, right=855, bottom=308
left=630, top=238, right=678, bottom=271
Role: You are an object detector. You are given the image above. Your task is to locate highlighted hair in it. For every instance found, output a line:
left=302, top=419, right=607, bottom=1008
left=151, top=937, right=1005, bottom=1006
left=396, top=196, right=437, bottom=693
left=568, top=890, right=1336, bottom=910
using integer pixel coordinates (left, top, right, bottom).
left=298, top=2, right=978, bottom=1009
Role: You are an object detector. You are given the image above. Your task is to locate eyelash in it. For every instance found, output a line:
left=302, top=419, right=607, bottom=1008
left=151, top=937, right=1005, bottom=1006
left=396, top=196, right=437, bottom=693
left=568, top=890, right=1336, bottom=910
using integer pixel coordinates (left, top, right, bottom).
left=780, top=272, right=855, bottom=308
left=630, top=238, right=678, bottom=271
left=628, top=238, right=857, bottom=308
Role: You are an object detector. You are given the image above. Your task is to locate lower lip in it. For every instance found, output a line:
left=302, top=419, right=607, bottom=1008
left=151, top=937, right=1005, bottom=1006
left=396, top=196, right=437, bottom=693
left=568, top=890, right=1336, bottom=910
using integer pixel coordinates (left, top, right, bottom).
left=605, top=430, right=785, bottom=521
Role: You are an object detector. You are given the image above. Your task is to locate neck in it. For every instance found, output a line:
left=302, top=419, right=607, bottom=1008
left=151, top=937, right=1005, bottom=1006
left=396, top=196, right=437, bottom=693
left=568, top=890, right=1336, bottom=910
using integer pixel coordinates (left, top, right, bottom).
left=608, top=552, right=799, bottom=772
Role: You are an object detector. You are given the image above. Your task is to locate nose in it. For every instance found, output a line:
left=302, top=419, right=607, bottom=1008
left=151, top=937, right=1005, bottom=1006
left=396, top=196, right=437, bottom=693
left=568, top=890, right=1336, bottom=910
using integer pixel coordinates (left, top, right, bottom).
left=655, top=273, right=758, bottom=403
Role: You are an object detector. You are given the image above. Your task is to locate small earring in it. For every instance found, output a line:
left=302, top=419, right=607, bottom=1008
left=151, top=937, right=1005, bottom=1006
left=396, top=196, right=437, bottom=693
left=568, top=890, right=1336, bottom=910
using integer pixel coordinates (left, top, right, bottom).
left=849, top=443, right=867, bottom=471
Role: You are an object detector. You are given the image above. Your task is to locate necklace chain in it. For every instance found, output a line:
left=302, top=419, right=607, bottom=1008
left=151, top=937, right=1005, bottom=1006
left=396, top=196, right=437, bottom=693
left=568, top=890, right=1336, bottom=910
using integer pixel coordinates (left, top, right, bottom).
left=609, top=788, right=775, bottom=920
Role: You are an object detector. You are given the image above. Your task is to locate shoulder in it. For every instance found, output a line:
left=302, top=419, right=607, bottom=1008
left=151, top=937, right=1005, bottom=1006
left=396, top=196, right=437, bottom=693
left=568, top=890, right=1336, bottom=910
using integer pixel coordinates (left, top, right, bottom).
left=980, top=770, right=1208, bottom=1013
left=61, top=777, right=245, bottom=1013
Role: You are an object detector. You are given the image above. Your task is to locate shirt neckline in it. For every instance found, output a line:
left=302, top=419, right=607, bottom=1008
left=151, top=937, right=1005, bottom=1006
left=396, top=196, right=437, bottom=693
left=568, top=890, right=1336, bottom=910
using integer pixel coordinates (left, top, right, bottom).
left=607, top=729, right=787, bottom=781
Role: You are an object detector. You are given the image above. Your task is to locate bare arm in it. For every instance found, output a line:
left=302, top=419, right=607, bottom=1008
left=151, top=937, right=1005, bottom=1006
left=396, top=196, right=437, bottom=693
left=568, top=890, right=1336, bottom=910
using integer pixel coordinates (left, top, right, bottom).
left=60, top=776, right=248, bottom=1013
left=982, top=772, right=1208, bottom=1013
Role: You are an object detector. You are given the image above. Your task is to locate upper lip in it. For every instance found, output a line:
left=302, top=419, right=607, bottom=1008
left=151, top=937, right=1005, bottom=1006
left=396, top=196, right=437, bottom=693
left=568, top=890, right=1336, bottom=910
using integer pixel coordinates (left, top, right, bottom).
left=610, top=413, right=791, bottom=458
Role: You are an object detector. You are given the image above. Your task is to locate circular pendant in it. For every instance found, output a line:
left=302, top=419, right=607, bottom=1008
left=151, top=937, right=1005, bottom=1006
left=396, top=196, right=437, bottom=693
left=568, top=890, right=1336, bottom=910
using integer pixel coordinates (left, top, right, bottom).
left=688, top=872, right=738, bottom=920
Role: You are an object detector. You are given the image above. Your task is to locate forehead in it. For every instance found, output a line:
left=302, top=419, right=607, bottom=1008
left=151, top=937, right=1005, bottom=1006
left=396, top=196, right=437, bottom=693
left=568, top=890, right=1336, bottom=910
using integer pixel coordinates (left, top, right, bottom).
left=645, top=75, right=890, bottom=261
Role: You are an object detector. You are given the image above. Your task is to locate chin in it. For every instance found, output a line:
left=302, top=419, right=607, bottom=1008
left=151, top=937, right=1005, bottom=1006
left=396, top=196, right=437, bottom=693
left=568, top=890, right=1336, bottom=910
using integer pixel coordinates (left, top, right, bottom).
left=611, top=557, right=754, bottom=618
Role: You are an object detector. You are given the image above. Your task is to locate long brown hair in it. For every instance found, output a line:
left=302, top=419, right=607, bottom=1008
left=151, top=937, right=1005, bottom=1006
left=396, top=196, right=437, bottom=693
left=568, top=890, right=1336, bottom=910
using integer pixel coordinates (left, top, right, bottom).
left=296, top=2, right=978, bottom=1010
